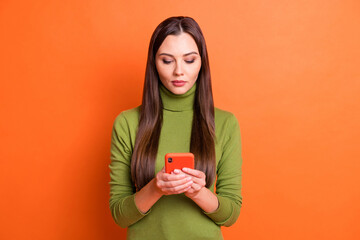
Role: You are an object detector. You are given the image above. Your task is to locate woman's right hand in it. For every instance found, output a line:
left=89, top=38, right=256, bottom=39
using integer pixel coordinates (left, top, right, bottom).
left=154, top=167, right=193, bottom=195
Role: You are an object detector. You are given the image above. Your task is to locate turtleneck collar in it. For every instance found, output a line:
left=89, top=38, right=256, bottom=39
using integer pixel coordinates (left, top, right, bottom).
left=159, top=83, right=196, bottom=112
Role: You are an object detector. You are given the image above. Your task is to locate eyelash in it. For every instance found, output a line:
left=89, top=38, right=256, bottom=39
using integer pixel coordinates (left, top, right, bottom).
left=162, top=59, right=195, bottom=64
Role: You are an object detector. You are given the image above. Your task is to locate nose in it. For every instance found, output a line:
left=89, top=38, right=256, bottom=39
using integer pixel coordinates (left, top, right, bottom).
left=174, top=61, right=184, bottom=76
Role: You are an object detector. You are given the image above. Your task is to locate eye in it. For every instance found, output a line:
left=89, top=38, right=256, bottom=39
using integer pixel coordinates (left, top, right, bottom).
left=185, top=59, right=195, bottom=64
left=162, top=59, right=173, bottom=64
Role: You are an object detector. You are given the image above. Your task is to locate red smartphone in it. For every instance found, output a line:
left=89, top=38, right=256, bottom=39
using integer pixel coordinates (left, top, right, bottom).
left=165, top=153, right=194, bottom=174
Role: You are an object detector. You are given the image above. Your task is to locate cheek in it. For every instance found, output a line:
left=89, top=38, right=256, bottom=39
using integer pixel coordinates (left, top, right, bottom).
left=156, top=65, right=173, bottom=82
left=155, top=63, right=166, bottom=78
left=189, top=64, right=201, bottom=80
left=158, top=67, right=170, bottom=78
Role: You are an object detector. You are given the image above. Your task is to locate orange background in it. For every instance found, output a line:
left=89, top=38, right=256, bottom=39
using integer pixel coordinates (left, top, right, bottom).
left=1, top=1, right=359, bottom=239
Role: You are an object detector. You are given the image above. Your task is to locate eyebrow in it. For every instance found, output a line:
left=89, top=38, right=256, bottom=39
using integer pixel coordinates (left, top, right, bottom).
left=158, top=51, right=199, bottom=57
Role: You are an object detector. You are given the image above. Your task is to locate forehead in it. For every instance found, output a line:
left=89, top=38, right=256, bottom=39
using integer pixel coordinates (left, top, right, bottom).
left=157, top=32, right=199, bottom=56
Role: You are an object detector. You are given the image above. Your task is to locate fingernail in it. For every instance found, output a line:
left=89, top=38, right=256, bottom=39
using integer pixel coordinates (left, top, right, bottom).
left=186, top=177, right=192, bottom=181
left=174, top=169, right=180, bottom=173
left=183, top=167, right=188, bottom=171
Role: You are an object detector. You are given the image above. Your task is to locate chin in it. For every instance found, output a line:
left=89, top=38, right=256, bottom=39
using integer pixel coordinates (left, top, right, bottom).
left=170, top=87, right=189, bottom=95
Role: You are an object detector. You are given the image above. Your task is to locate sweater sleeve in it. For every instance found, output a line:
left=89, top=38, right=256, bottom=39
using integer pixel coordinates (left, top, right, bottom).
left=204, top=114, right=243, bottom=226
left=109, top=112, right=150, bottom=228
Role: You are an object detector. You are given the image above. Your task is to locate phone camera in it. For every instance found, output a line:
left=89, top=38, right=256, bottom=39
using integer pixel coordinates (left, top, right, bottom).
left=168, top=157, right=173, bottom=163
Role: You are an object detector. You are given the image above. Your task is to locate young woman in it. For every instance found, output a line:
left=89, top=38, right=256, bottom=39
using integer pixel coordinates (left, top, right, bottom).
left=109, top=16, right=243, bottom=239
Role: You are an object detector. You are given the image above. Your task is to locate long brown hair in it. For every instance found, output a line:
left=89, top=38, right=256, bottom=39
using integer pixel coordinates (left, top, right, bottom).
left=131, top=16, right=216, bottom=190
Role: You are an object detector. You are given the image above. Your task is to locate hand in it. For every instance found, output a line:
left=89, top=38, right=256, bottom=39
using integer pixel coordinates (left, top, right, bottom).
left=180, top=168, right=206, bottom=199
left=154, top=167, right=193, bottom=196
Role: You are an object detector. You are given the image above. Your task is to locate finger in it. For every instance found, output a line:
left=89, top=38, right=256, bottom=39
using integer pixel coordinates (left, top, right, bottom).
left=162, top=180, right=193, bottom=194
left=189, top=177, right=206, bottom=186
left=156, top=177, right=190, bottom=192
left=182, top=168, right=206, bottom=179
left=185, top=187, right=195, bottom=194
left=179, top=170, right=206, bottom=185
left=185, top=183, right=203, bottom=194
left=171, top=170, right=196, bottom=179
left=172, top=171, right=205, bottom=186
left=191, top=183, right=203, bottom=191
left=182, top=185, right=193, bottom=194
left=171, top=185, right=193, bottom=195
left=188, top=182, right=201, bottom=191
left=160, top=176, right=193, bottom=188
left=160, top=172, right=187, bottom=181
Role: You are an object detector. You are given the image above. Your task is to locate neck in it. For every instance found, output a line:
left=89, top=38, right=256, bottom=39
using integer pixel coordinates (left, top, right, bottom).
left=159, top=83, right=196, bottom=112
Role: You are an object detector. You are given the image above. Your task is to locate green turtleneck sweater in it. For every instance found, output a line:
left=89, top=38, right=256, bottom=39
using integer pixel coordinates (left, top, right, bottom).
left=109, top=84, right=242, bottom=240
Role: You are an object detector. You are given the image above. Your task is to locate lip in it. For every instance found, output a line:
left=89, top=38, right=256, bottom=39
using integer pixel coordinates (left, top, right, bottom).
left=171, top=80, right=186, bottom=87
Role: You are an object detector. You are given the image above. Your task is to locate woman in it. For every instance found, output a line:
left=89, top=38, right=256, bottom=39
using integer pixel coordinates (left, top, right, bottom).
left=109, top=16, right=242, bottom=239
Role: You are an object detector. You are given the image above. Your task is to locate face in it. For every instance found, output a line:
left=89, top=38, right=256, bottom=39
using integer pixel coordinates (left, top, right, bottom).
left=155, top=32, right=202, bottom=95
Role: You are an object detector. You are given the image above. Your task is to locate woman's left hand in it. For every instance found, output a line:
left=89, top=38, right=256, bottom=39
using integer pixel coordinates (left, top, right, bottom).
left=173, top=168, right=219, bottom=213
left=173, top=168, right=206, bottom=199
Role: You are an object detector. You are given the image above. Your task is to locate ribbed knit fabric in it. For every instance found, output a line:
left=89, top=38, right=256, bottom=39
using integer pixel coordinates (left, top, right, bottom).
left=109, top=83, right=242, bottom=240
